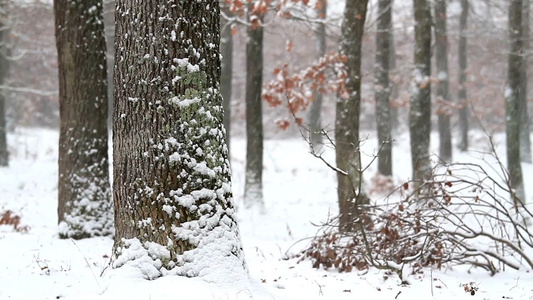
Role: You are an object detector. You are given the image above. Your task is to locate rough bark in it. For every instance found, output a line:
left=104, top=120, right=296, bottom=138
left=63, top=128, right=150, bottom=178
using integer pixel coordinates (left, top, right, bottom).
left=506, top=0, right=526, bottom=203
left=54, top=0, right=113, bottom=239
left=410, top=0, right=432, bottom=185
left=0, top=16, right=9, bottom=167
left=519, top=0, right=531, bottom=163
left=113, top=0, right=246, bottom=279
left=221, top=4, right=233, bottom=154
left=309, top=0, right=327, bottom=148
left=244, top=11, right=264, bottom=209
left=434, top=0, right=452, bottom=163
left=375, top=0, right=392, bottom=176
left=336, top=0, right=369, bottom=232
left=458, top=0, right=469, bottom=152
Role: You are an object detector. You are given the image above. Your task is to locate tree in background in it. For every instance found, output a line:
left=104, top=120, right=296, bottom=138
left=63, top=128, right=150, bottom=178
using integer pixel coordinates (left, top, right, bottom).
left=0, top=7, right=10, bottom=167
left=244, top=4, right=265, bottom=209
left=409, top=0, right=432, bottom=185
left=374, top=0, right=393, bottom=176
left=221, top=2, right=233, bottom=154
left=112, top=0, right=246, bottom=279
left=457, top=0, right=469, bottom=152
left=336, top=0, right=369, bottom=231
left=54, top=0, right=112, bottom=239
left=308, top=0, right=327, bottom=148
left=506, top=0, right=525, bottom=203
left=519, top=0, right=531, bottom=163
left=434, top=0, right=451, bottom=163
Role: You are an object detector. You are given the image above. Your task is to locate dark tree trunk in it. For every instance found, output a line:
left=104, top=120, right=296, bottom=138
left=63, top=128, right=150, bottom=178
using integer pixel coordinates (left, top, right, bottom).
left=410, top=0, right=432, bottom=185
left=458, top=0, right=469, bottom=152
left=244, top=11, right=264, bottom=209
left=309, top=0, right=327, bottom=148
left=0, top=18, right=9, bottom=167
left=54, top=0, right=113, bottom=239
left=375, top=0, right=392, bottom=176
left=434, top=0, right=452, bottom=163
left=519, top=0, right=531, bottom=163
left=113, top=0, right=246, bottom=279
left=221, top=4, right=233, bottom=154
left=506, top=0, right=526, bottom=203
left=336, top=0, right=369, bottom=232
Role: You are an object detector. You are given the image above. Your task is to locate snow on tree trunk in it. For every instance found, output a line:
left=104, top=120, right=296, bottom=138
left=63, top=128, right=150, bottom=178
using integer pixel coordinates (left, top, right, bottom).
left=519, top=0, right=531, bottom=163
left=0, top=15, right=9, bottom=167
left=434, top=0, right=452, bottom=163
left=375, top=0, right=393, bottom=176
left=221, top=4, right=233, bottom=155
left=506, top=0, right=526, bottom=203
left=244, top=10, right=264, bottom=209
left=336, top=0, right=369, bottom=232
left=54, top=0, right=113, bottom=239
left=309, top=0, right=327, bottom=148
left=409, top=0, right=432, bottom=186
left=458, top=0, right=469, bottom=152
left=112, top=0, right=247, bottom=281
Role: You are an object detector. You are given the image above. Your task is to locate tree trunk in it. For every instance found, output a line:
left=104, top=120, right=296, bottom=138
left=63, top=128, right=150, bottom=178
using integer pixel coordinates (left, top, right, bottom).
left=221, top=4, right=233, bottom=154
left=506, top=0, right=526, bottom=203
left=113, top=0, right=246, bottom=280
left=244, top=11, right=264, bottom=209
left=54, top=0, right=113, bottom=239
left=375, top=0, right=392, bottom=176
left=519, top=0, right=531, bottom=163
left=0, top=17, right=9, bottom=167
left=410, top=0, right=432, bottom=185
left=309, top=0, right=327, bottom=148
left=336, top=0, right=369, bottom=232
left=389, top=2, right=400, bottom=137
left=435, top=0, right=452, bottom=163
left=458, top=0, right=469, bottom=152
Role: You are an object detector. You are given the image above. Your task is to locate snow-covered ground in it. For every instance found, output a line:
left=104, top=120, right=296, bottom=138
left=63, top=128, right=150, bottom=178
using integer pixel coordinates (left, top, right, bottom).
left=1, top=127, right=532, bottom=299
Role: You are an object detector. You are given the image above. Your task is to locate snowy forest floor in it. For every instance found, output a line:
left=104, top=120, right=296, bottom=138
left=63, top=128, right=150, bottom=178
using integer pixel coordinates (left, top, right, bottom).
left=1, top=127, right=532, bottom=299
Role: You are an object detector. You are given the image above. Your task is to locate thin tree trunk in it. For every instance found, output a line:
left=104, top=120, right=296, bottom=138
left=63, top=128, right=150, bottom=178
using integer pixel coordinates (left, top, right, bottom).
left=113, top=0, right=246, bottom=279
left=0, top=17, right=9, bottom=167
left=519, top=0, right=531, bottom=163
left=244, top=11, right=264, bottom=209
left=506, top=0, right=526, bottom=203
left=389, top=4, right=400, bottom=136
left=375, top=0, right=392, bottom=176
left=435, top=0, right=452, bottom=163
left=309, top=0, right=327, bottom=148
left=336, top=0, right=369, bottom=232
left=410, top=0, right=432, bottom=185
left=221, top=4, right=233, bottom=154
left=458, top=0, right=469, bottom=152
left=54, top=0, right=112, bottom=239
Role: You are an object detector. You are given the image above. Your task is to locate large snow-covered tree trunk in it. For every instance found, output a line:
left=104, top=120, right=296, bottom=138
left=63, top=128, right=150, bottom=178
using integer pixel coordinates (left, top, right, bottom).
left=336, top=0, right=369, bottom=232
left=506, top=0, right=525, bottom=203
left=308, top=0, right=327, bottom=148
left=112, top=0, right=246, bottom=280
left=244, top=9, right=264, bottom=209
left=519, top=0, right=531, bottom=163
left=221, top=3, right=233, bottom=154
left=409, top=0, right=432, bottom=185
left=457, top=0, right=469, bottom=152
left=434, top=0, right=452, bottom=163
left=374, top=0, right=392, bottom=176
left=54, top=0, right=113, bottom=239
left=0, top=14, right=9, bottom=167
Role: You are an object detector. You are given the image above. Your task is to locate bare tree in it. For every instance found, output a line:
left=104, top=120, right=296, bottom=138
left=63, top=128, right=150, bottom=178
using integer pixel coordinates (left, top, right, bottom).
left=457, top=0, right=469, bottom=152
left=244, top=7, right=265, bottom=209
left=519, top=0, right=531, bottom=163
left=112, top=0, right=246, bottom=279
left=506, top=0, right=526, bottom=203
left=336, top=0, right=369, bottom=231
left=54, top=0, right=112, bottom=239
left=409, top=0, right=432, bottom=186
left=0, top=6, right=10, bottom=167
